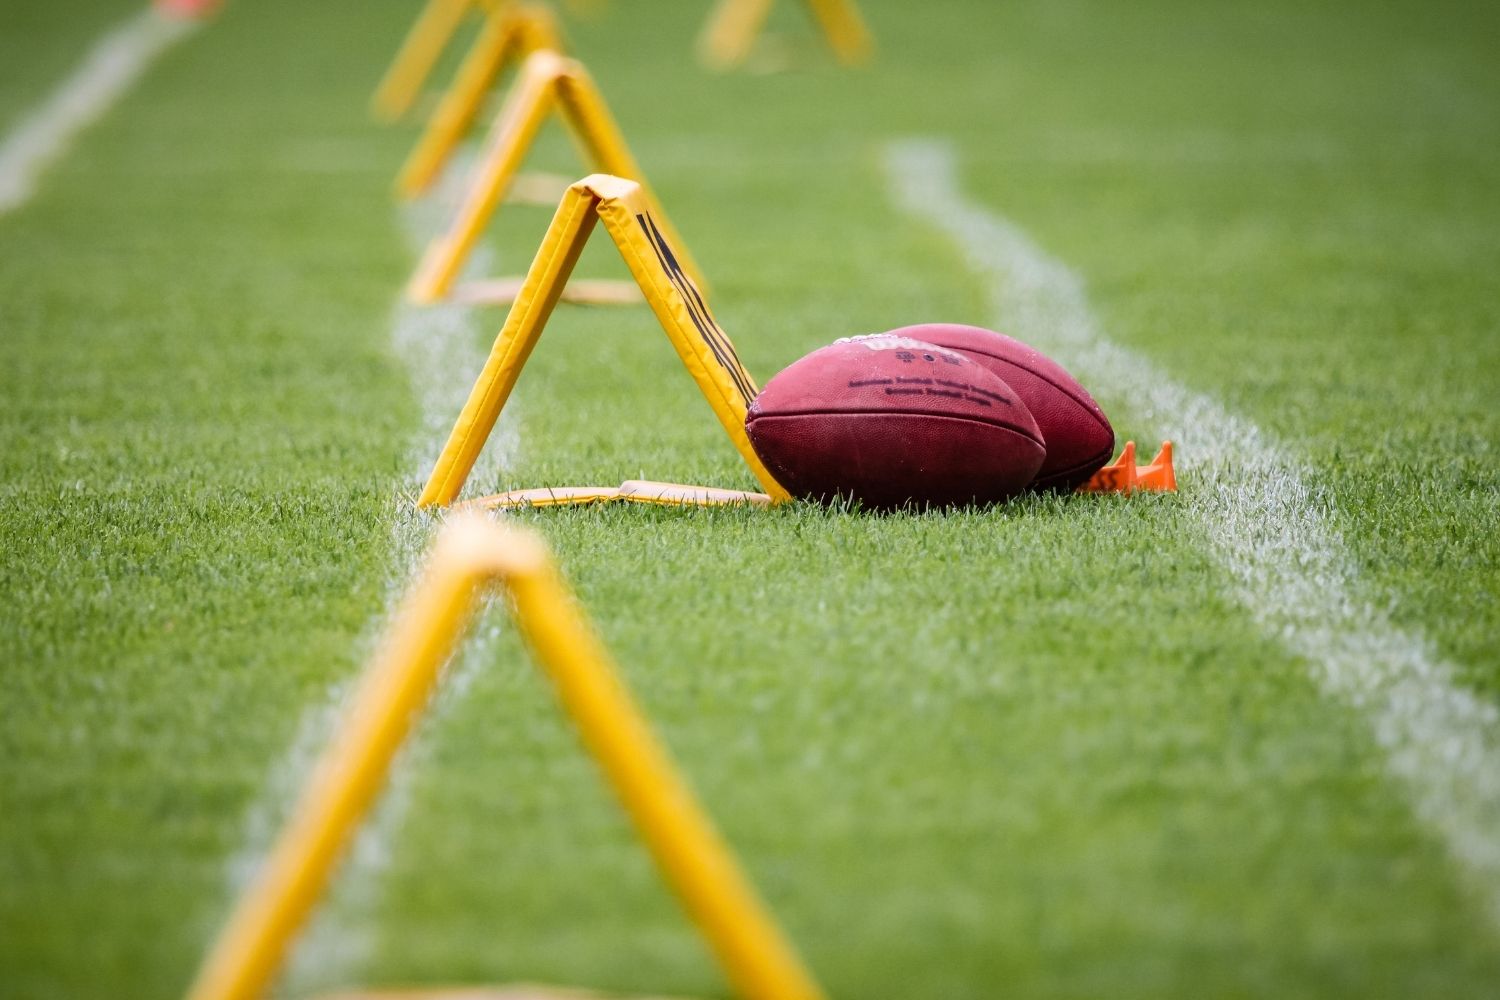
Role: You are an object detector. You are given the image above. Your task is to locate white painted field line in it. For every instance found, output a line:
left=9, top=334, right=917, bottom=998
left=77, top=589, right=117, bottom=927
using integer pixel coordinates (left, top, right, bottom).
left=224, top=154, right=518, bottom=992
left=0, top=7, right=197, bottom=215
left=287, top=195, right=517, bottom=992
left=885, top=138, right=1500, bottom=928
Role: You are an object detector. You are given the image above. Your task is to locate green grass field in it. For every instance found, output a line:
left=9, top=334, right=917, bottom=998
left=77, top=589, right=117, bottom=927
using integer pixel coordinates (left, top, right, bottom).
left=2, top=1, right=1499, bottom=998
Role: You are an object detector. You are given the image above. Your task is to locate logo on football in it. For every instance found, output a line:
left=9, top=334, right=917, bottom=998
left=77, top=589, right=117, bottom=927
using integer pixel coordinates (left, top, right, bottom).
left=885, top=324, right=1114, bottom=491
left=745, top=336, right=1046, bottom=509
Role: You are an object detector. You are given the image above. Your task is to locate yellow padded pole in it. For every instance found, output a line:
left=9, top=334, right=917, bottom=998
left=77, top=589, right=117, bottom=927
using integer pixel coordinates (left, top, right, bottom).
left=508, top=539, right=825, bottom=1000
left=397, top=3, right=565, bottom=198
left=417, top=183, right=600, bottom=506
left=698, top=0, right=873, bottom=71
left=697, top=0, right=774, bottom=70
left=407, top=51, right=704, bottom=304
left=372, top=0, right=477, bottom=122
left=407, top=51, right=563, bottom=304
left=805, top=0, right=874, bottom=65
left=182, top=521, right=503, bottom=1000
left=591, top=180, right=779, bottom=499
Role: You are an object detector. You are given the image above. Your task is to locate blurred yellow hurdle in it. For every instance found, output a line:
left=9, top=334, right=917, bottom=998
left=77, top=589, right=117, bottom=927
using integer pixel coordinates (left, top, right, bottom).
left=698, top=0, right=874, bottom=71
left=415, top=173, right=787, bottom=510
left=183, top=514, right=825, bottom=1000
left=396, top=2, right=565, bottom=197
left=371, top=0, right=476, bottom=121
left=407, top=51, right=704, bottom=306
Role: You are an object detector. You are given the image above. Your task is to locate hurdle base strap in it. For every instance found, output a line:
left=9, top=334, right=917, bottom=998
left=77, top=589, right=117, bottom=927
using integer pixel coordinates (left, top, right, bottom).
left=461, top=479, right=774, bottom=511
left=315, top=984, right=693, bottom=1000
left=448, top=277, right=643, bottom=307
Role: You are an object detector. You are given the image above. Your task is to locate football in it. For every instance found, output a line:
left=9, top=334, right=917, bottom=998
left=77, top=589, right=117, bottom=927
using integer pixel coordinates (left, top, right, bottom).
left=745, top=334, right=1046, bottom=509
left=885, top=323, right=1114, bottom=491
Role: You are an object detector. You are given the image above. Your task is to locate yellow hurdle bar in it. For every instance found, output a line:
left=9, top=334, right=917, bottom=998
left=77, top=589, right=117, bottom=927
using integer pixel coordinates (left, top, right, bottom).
left=184, top=515, right=825, bottom=1000
left=397, top=2, right=564, bottom=198
left=698, top=0, right=873, bottom=71
left=407, top=51, right=705, bottom=304
left=697, top=0, right=773, bottom=70
left=416, top=174, right=788, bottom=508
left=372, top=0, right=477, bottom=122
left=804, top=0, right=875, bottom=65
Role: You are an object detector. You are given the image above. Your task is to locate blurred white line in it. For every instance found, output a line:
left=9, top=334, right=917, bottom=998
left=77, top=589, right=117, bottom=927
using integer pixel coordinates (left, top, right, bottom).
left=885, top=137, right=1500, bottom=929
left=0, top=7, right=197, bottom=215
left=224, top=153, right=518, bottom=991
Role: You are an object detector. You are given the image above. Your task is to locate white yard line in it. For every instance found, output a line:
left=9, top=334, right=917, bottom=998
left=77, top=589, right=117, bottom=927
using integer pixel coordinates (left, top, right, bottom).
left=885, top=138, right=1500, bottom=928
left=0, top=7, right=197, bottom=215
left=225, top=155, right=519, bottom=991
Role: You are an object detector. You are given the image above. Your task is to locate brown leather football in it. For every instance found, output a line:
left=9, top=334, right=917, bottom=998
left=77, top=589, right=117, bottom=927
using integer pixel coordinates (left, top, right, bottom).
left=886, top=324, right=1114, bottom=491
left=745, top=334, right=1046, bottom=509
